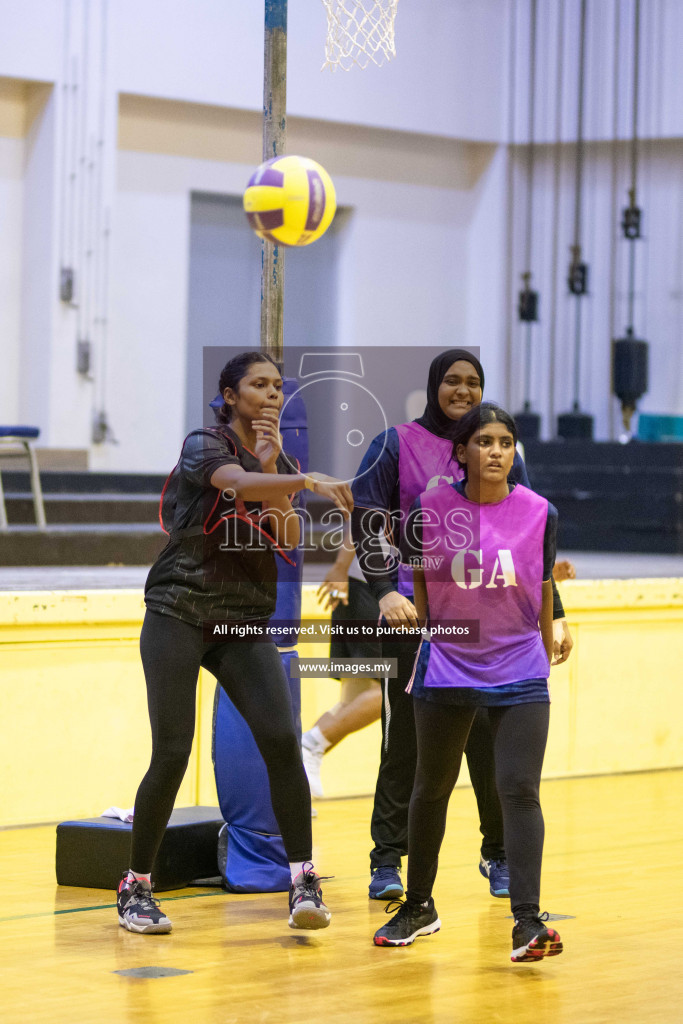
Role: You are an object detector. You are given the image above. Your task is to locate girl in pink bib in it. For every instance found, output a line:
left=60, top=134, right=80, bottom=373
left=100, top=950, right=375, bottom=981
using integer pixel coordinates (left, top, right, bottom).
left=374, top=404, right=564, bottom=964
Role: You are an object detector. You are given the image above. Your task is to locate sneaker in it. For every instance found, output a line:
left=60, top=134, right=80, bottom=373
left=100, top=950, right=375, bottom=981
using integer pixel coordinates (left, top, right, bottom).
left=288, top=864, right=331, bottom=930
left=117, top=875, right=172, bottom=934
left=373, top=898, right=441, bottom=947
left=511, top=913, right=563, bottom=962
left=369, top=865, right=404, bottom=900
left=302, top=743, right=325, bottom=798
left=479, top=854, right=510, bottom=898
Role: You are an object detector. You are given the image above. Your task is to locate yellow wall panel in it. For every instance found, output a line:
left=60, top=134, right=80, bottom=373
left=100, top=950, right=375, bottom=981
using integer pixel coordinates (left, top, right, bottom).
left=297, top=588, right=387, bottom=795
left=0, top=639, right=196, bottom=826
left=571, top=620, right=683, bottom=774
left=1, top=579, right=682, bottom=826
left=196, top=669, right=219, bottom=807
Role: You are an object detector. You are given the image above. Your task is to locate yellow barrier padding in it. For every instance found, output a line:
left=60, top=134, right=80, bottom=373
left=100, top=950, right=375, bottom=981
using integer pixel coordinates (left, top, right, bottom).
left=0, top=579, right=681, bottom=827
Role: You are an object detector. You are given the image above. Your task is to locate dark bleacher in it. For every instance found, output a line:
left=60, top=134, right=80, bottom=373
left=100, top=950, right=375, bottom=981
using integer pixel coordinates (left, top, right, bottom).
left=2, top=440, right=681, bottom=565
left=0, top=471, right=335, bottom=566
left=524, top=441, right=683, bottom=554
left=0, top=471, right=167, bottom=565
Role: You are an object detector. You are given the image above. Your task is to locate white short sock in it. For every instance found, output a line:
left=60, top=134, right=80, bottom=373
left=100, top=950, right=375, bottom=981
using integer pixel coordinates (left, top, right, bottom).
left=304, top=725, right=331, bottom=753
left=127, top=870, right=152, bottom=886
left=290, top=861, right=314, bottom=883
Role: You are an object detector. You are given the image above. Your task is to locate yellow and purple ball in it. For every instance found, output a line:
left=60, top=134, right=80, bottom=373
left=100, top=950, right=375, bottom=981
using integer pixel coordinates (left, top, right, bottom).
left=243, top=155, right=337, bottom=247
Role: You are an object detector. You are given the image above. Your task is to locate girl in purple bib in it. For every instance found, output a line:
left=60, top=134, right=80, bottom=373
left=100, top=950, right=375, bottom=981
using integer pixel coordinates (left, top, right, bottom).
left=374, top=404, right=564, bottom=964
left=352, top=350, right=573, bottom=904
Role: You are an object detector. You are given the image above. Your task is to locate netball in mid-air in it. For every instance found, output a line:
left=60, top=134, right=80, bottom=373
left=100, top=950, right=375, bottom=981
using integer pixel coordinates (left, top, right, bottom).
left=243, top=155, right=337, bottom=247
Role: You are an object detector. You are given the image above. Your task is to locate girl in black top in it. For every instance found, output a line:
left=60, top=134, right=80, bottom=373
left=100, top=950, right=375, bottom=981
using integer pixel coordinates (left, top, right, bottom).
left=116, top=352, right=352, bottom=935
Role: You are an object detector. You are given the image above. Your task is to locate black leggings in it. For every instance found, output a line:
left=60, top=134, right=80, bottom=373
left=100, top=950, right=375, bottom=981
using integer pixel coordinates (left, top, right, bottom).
left=130, top=609, right=311, bottom=872
left=370, top=636, right=505, bottom=868
left=407, top=698, right=549, bottom=915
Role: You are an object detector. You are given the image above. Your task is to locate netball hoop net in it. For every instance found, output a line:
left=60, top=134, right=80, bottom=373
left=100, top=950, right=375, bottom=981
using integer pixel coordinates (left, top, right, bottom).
left=320, top=0, right=399, bottom=71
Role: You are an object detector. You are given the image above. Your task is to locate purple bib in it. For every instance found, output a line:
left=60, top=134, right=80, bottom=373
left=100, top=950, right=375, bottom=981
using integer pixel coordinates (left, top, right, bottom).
left=395, top=422, right=462, bottom=595
left=413, top=483, right=550, bottom=688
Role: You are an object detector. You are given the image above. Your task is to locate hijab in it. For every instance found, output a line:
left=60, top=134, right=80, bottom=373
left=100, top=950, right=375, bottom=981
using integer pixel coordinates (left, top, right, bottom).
left=415, top=348, right=485, bottom=440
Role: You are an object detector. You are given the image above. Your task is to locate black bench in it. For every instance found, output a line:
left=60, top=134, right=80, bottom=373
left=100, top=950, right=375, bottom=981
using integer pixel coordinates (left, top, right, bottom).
left=56, top=806, right=224, bottom=891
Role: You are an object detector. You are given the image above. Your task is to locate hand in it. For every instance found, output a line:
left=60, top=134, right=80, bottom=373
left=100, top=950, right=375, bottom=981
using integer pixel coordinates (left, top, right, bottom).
left=553, top=559, right=576, bottom=583
left=316, top=565, right=349, bottom=611
left=308, top=473, right=354, bottom=520
left=551, top=618, right=573, bottom=665
left=379, top=591, right=420, bottom=630
left=253, top=407, right=282, bottom=468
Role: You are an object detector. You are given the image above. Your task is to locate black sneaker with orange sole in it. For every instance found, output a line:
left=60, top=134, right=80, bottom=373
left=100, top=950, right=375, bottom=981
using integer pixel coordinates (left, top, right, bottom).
left=511, top=913, right=563, bottom=962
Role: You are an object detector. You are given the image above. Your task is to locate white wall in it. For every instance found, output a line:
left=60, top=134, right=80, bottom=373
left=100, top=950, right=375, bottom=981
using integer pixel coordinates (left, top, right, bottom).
left=511, top=0, right=683, bottom=144
left=465, top=145, right=510, bottom=408
left=507, top=138, right=683, bottom=439
left=0, top=0, right=62, bottom=83
left=106, top=154, right=193, bottom=471
left=1, top=1, right=119, bottom=448
left=108, top=133, right=486, bottom=472
left=109, top=0, right=507, bottom=141
left=0, top=135, right=23, bottom=423
left=19, top=86, right=59, bottom=436
left=1, top=0, right=683, bottom=470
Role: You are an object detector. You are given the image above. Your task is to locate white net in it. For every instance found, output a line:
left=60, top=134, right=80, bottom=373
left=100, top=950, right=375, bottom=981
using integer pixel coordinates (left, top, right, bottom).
left=321, top=0, right=399, bottom=72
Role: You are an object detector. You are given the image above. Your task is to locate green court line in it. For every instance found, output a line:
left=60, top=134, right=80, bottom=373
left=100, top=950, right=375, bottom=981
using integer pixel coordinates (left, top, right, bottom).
left=0, top=890, right=224, bottom=924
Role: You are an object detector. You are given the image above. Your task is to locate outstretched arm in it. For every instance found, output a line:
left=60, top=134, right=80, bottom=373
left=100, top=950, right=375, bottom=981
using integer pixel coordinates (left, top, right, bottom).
left=210, top=463, right=352, bottom=511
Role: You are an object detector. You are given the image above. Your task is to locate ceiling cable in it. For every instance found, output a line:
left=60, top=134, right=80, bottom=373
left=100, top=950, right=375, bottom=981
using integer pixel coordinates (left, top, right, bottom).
left=516, top=0, right=541, bottom=439
left=558, top=0, right=594, bottom=438
left=613, top=0, right=649, bottom=436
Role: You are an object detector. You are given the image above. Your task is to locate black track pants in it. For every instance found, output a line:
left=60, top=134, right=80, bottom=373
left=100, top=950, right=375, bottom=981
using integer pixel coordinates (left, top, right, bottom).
left=406, top=698, right=549, bottom=914
left=369, top=636, right=504, bottom=868
left=129, top=610, right=311, bottom=873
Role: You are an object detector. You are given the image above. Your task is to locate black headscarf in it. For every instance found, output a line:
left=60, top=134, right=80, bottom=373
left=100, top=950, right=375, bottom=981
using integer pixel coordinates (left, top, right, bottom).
left=415, top=348, right=485, bottom=439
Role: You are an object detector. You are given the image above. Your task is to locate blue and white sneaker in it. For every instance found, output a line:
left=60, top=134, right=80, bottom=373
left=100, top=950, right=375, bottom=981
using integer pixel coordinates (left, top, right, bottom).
left=369, top=865, right=404, bottom=900
left=479, top=855, right=510, bottom=898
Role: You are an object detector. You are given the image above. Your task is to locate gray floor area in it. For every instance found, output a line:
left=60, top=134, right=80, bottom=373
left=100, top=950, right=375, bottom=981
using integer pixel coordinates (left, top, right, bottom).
left=547, top=551, right=683, bottom=580
left=0, top=551, right=681, bottom=591
left=0, top=567, right=151, bottom=591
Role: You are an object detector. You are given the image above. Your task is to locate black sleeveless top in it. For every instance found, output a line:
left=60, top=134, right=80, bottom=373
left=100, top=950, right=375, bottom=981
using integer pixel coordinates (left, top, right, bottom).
left=145, top=426, right=299, bottom=628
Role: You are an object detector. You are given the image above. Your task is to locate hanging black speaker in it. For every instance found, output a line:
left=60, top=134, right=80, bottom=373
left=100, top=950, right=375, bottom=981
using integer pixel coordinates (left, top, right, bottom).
left=613, top=336, right=648, bottom=406
left=514, top=410, right=541, bottom=441
left=557, top=408, right=594, bottom=439
left=518, top=287, right=539, bottom=323
left=568, top=259, right=589, bottom=296
left=621, top=201, right=642, bottom=240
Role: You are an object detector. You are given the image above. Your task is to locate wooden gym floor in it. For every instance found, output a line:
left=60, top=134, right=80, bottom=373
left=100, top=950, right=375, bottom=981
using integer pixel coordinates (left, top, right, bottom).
left=2, top=769, right=682, bottom=1024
